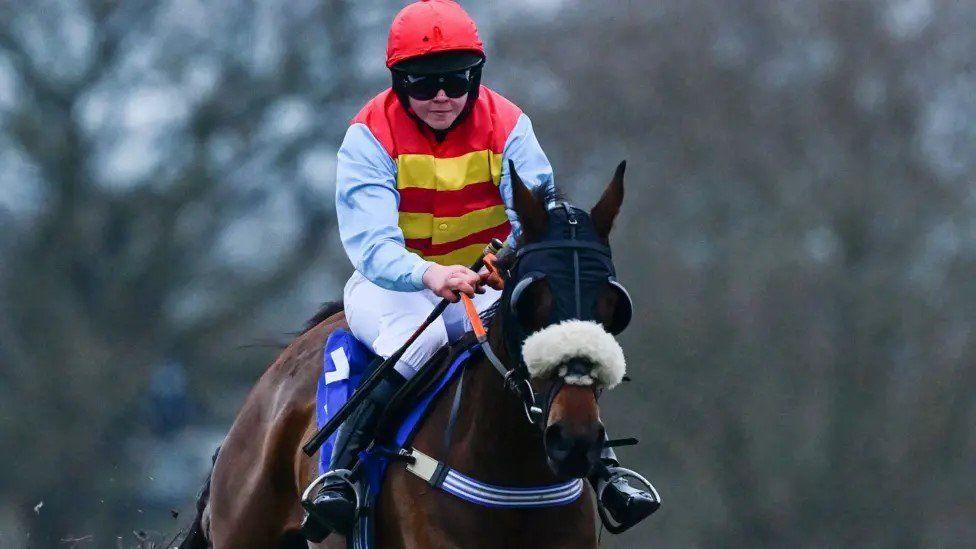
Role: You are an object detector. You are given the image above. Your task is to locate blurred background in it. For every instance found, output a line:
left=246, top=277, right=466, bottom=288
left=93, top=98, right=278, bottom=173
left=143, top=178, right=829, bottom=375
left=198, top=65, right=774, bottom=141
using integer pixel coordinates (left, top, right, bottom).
left=1, top=0, right=974, bottom=547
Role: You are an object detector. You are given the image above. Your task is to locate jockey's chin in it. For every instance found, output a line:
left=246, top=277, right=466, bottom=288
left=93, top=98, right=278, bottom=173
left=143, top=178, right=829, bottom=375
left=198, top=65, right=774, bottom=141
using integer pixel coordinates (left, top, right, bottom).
left=409, top=93, right=468, bottom=130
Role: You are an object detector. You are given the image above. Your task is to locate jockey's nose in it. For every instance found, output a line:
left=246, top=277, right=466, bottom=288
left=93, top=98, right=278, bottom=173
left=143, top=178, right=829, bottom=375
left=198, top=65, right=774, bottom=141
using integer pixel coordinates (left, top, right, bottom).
left=544, top=419, right=605, bottom=479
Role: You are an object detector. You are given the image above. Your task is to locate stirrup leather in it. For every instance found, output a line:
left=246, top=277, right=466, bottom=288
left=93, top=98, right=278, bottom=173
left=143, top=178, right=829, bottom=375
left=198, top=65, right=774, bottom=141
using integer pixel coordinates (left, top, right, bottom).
left=596, top=466, right=661, bottom=534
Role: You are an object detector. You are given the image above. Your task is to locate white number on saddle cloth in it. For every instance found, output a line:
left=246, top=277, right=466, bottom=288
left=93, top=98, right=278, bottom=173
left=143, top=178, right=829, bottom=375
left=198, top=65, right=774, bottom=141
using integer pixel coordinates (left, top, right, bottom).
left=325, top=348, right=351, bottom=385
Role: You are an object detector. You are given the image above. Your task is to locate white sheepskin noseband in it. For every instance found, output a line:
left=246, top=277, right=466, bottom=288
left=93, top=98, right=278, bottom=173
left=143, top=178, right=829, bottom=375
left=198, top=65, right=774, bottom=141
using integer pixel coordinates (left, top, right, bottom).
left=521, top=320, right=626, bottom=389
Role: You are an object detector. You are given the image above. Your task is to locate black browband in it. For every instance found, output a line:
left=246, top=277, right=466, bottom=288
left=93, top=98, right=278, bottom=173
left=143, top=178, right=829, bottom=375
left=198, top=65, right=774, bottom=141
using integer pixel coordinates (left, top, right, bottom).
left=515, top=239, right=612, bottom=258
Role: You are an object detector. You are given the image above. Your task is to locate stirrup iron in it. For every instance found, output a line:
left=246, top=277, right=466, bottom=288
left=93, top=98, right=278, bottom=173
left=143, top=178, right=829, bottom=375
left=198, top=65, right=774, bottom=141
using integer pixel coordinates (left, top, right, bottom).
left=596, top=466, right=661, bottom=534
left=301, top=468, right=362, bottom=510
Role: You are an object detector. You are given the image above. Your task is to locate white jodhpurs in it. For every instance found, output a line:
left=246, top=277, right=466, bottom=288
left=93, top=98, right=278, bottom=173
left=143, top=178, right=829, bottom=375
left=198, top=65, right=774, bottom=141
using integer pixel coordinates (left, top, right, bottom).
left=342, top=270, right=501, bottom=380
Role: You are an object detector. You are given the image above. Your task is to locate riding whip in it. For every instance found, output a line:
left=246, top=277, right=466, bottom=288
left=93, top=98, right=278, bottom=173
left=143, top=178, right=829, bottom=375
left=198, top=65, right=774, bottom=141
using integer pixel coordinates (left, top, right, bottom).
left=302, top=238, right=505, bottom=457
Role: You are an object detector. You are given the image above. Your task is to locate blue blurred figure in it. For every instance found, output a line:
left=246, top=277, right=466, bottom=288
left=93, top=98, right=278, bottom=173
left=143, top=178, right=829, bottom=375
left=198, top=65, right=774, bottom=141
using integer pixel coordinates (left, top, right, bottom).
left=148, top=357, right=188, bottom=438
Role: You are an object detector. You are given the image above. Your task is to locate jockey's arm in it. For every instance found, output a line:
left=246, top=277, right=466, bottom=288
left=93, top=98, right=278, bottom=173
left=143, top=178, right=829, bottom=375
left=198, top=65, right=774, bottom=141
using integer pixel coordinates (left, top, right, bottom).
left=500, top=114, right=556, bottom=249
left=335, top=123, right=433, bottom=292
left=336, top=114, right=554, bottom=292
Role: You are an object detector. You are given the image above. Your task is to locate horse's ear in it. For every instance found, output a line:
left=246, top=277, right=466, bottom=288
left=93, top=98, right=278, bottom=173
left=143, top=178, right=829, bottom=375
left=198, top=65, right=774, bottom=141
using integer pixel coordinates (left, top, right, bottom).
left=510, top=160, right=548, bottom=241
left=590, top=161, right=626, bottom=240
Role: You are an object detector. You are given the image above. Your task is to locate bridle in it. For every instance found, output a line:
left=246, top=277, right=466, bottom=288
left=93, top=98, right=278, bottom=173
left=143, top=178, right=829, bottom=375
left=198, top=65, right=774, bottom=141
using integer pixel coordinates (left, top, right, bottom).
left=470, top=202, right=633, bottom=429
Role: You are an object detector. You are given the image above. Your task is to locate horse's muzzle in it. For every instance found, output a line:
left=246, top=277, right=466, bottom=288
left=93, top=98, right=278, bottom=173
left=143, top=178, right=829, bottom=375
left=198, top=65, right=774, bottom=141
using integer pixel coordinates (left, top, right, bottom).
left=544, top=420, right=605, bottom=479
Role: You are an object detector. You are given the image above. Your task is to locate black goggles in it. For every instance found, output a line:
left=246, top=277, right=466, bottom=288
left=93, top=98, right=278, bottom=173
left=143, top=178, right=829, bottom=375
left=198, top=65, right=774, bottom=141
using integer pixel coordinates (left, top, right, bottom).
left=403, top=69, right=473, bottom=101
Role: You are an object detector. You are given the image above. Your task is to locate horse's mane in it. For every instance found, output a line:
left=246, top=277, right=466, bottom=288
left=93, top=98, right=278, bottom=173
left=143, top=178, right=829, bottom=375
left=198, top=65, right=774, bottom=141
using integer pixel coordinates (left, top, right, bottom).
left=479, top=300, right=501, bottom=325
left=300, top=299, right=344, bottom=336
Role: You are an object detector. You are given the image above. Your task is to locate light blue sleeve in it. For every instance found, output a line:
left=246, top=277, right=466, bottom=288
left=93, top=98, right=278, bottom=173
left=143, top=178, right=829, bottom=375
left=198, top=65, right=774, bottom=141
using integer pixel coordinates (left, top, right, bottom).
left=335, top=123, right=432, bottom=292
left=499, top=114, right=556, bottom=249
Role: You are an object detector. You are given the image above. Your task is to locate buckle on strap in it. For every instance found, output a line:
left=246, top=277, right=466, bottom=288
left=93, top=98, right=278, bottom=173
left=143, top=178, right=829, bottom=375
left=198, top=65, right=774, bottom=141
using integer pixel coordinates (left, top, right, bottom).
left=401, top=447, right=585, bottom=509
left=403, top=448, right=451, bottom=489
left=476, top=337, right=541, bottom=426
left=504, top=370, right=543, bottom=424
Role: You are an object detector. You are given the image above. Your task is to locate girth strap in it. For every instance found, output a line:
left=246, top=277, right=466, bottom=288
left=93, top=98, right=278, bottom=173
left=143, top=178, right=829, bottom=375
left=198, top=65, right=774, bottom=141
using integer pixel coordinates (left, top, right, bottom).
left=404, top=447, right=584, bottom=508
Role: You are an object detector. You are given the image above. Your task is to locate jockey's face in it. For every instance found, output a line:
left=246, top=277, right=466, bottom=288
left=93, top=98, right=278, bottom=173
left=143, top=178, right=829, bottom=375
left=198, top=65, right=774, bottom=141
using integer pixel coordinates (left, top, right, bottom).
left=409, top=90, right=468, bottom=130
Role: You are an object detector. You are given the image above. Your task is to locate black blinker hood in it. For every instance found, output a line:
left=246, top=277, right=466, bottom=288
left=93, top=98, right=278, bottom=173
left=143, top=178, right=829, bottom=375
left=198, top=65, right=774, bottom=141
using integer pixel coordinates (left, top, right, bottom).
left=513, top=204, right=615, bottom=325
left=501, top=203, right=621, bottom=376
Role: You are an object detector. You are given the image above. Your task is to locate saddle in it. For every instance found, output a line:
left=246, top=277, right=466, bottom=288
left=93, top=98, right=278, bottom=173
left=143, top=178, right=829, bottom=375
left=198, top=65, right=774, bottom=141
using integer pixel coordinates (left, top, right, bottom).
left=315, top=328, right=470, bottom=474
left=314, top=328, right=478, bottom=548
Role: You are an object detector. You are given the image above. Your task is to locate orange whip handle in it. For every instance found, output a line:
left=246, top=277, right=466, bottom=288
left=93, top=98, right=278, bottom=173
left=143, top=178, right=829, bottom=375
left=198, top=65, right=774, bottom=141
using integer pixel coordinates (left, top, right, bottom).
left=302, top=239, right=503, bottom=457
left=483, top=253, right=499, bottom=276
left=460, top=294, right=487, bottom=341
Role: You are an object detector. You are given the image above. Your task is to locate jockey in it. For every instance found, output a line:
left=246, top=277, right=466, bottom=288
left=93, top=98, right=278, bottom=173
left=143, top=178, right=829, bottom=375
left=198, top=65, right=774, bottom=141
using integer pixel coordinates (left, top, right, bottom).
left=303, top=0, right=658, bottom=539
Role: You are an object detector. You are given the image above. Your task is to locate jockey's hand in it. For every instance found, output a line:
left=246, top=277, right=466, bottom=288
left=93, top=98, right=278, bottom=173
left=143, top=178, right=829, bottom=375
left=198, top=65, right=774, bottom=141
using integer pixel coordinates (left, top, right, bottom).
left=479, top=266, right=505, bottom=291
left=422, top=264, right=484, bottom=302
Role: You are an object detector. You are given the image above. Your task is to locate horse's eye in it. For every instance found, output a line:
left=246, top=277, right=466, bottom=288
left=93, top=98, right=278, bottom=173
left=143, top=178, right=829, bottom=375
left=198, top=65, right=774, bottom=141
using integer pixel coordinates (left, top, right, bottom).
left=513, top=278, right=552, bottom=332
left=597, top=280, right=633, bottom=335
left=595, top=284, right=619, bottom=332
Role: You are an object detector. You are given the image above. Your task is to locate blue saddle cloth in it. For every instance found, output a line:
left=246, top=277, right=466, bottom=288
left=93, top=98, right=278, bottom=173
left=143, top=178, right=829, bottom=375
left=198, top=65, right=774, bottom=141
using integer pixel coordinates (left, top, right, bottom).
left=316, top=328, right=476, bottom=548
left=316, top=329, right=378, bottom=471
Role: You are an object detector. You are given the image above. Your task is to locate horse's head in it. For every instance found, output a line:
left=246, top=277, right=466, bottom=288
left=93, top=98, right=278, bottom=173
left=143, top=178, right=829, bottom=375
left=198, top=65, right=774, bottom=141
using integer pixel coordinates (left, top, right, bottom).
left=499, top=160, right=631, bottom=479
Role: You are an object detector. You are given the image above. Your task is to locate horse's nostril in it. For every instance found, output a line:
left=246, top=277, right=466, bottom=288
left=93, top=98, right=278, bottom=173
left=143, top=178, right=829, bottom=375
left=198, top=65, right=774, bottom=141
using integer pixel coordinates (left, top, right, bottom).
left=545, top=421, right=604, bottom=478
left=544, top=423, right=569, bottom=456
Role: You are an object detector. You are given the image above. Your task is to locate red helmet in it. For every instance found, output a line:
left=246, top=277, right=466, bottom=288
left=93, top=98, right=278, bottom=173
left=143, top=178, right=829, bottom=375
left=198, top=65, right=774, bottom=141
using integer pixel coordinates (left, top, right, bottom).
left=386, top=0, right=485, bottom=69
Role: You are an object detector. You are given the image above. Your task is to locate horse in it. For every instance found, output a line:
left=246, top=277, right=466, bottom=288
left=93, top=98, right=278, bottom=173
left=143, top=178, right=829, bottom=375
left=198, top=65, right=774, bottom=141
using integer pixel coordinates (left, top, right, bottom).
left=180, top=162, right=632, bottom=548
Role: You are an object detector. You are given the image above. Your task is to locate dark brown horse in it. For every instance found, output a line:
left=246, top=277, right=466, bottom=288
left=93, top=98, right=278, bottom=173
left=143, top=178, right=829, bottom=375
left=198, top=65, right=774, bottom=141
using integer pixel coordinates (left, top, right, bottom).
left=180, top=164, right=630, bottom=548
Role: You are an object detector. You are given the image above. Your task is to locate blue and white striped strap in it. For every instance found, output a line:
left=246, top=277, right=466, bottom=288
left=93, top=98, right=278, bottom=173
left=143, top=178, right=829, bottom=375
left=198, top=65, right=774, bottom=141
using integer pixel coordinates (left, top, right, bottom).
left=404, top=447, right=584, bottom=509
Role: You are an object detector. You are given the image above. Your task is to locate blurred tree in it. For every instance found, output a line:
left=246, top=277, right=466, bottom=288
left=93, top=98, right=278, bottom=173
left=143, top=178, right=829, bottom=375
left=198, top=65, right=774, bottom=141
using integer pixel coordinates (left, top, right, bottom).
left=0, top=0, right=973, bottom=546
left=0, top=0, right=396, bottom=543
left=491, top=0, right=975, bottom=546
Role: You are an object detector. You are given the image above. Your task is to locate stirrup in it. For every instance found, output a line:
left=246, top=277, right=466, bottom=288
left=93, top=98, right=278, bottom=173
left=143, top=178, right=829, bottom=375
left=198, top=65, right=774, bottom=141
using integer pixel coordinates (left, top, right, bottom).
left=596, top=466, right=661, bottom=534
left=301, top=468, right=362, bottom=509
left=300, top=469, right=362, bottom=542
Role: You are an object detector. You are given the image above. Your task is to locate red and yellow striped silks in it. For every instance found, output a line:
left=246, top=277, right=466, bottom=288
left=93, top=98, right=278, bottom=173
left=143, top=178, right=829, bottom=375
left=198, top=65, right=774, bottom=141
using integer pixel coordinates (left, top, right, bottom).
left=352, top=86, right=522, bottom=267
left=397, top=150, right=509, bottom=265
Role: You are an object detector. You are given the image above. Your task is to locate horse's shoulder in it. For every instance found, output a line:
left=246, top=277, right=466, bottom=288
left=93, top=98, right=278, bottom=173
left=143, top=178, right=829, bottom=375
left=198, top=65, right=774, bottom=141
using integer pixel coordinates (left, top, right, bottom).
left=220, top=314, right=349, bottom=492
left=235, top=312, right=349, bottom=432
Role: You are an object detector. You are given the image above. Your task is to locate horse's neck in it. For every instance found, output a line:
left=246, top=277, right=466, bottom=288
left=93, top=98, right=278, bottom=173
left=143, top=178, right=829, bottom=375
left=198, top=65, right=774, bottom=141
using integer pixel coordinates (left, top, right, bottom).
left=445, top=312, right=558, bottom=485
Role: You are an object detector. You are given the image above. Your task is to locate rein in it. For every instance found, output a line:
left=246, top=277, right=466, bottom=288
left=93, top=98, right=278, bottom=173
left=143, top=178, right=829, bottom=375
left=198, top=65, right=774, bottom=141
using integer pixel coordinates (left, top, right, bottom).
left=462, top=292, right=544, bottom=426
